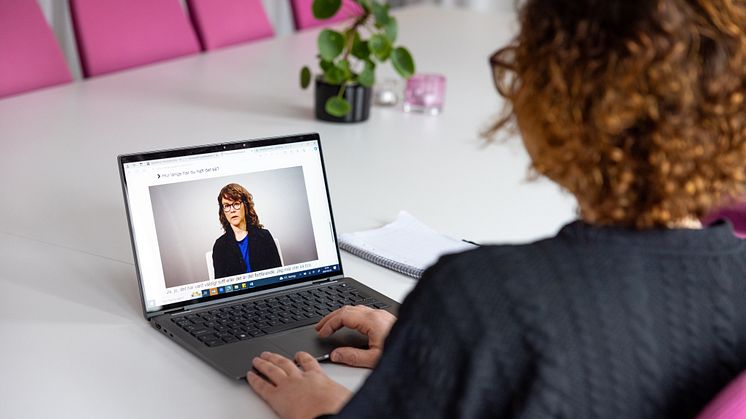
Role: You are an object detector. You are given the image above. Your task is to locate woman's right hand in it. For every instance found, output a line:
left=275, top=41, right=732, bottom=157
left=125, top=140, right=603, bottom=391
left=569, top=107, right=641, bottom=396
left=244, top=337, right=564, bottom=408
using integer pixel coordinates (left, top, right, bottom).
left=314, top=305, right=397, bottom=369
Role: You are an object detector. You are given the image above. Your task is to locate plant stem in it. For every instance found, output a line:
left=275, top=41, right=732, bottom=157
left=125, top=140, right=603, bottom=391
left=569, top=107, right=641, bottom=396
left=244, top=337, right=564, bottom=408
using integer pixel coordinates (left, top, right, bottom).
left=342, top=11, right=371, bottom=62
left=337, top=83, right=346, bottom=98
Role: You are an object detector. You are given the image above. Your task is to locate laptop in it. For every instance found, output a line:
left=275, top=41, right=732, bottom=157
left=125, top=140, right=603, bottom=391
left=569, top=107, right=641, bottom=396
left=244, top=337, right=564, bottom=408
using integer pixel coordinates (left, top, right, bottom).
left=118, top=133, right=399, bottom=379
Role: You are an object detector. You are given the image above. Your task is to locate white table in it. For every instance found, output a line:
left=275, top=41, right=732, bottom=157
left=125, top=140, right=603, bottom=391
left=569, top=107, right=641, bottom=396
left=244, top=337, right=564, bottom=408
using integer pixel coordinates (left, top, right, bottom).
left=0, top=5, right=576, bottom=418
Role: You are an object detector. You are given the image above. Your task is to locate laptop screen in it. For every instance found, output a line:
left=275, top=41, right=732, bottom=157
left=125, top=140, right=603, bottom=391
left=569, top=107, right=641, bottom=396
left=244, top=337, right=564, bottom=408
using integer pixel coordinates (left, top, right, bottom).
left=119, top=134, right=343, bottom=315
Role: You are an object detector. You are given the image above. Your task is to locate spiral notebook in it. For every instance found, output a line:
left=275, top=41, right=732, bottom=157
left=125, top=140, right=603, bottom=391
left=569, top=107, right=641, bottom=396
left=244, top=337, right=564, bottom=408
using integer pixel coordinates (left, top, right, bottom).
left=338, top=211, right=477, bottom=279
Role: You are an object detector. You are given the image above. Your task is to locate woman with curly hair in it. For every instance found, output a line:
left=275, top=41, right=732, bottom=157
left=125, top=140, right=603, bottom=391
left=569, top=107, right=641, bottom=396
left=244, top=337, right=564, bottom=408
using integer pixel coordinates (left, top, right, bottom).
left=246, top=1, right=746, bottom=418
left=212, top=183, right=281, bottom=279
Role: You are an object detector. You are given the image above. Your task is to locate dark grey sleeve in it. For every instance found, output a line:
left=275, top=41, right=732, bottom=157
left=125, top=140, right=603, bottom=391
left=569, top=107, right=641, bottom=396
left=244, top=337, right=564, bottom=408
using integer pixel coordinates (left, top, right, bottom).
left=331, top=254, right=527, bottom=418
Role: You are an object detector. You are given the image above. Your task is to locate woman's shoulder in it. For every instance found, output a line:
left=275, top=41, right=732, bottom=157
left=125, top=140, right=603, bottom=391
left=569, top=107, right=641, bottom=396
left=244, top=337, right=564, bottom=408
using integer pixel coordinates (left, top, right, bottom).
left=429, top=239, right=557, bottom=280
left=213, top=231, right=232, bottom=248
left=248, top=225, right=273, bottom=238
left=419, top=237, right=571, bottom=307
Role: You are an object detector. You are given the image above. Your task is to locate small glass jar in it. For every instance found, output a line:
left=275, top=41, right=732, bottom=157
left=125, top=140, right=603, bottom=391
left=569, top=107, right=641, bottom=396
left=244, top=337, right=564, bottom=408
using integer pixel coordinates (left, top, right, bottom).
left=403, top=73, right=446, bottom=115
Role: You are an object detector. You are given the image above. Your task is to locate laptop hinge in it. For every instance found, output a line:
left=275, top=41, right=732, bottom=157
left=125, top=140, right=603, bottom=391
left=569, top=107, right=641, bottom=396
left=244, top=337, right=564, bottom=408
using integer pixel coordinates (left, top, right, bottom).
left=312, top=278, right=332, bottom=285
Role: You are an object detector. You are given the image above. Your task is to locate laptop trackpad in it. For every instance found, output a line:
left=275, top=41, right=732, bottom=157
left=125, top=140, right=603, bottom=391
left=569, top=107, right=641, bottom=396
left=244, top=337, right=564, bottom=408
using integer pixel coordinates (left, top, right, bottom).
left=268, top=327, right=369, bottom=359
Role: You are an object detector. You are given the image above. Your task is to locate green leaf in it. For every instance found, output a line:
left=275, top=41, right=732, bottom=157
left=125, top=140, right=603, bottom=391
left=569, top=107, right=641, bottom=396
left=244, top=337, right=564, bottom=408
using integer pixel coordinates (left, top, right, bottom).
left=320, top=59, right=333, bottom=72
left=337, top=59, right=352, bottom=80
left=351, top=32, right=370, bottom=60
left=369, top=34, right=392, bottom=61
left=391, top=47, right=415, bottom=79
left=300, top=66, right=311, bottom=89
left=358, top=67, right=375, bottom=87
left=383, top=17, right=398, bottom=43
left=312, top=0, right=342, bottom=19
left=364, top=59, right=376, bottom=71
left=318, top=29, right=344, bottom=61
left=325, top=96, right=351, bottom=117
left=371, top=2, right=390, bottom=26
left=323, top=66, right=345, bottom=85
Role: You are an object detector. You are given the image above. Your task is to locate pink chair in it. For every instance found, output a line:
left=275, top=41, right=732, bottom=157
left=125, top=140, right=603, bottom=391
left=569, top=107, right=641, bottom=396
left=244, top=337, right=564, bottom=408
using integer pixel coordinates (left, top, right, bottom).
left=290, top=0, right=363, bottom=31
left=186, top=0, right=274, bottom=51
left=0, top=0, right=71, bottom=99
left=70, top=0, right=201, bottom=77
left=697, top=370, right=746, bottom=419
left=704, top=201, right=746, bottom=238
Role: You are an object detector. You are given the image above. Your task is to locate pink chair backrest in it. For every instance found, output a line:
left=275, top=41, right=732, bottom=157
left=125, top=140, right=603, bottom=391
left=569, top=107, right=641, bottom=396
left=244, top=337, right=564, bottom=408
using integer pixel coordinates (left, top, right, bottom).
left=703, top=201, right=746, bottom=238
left=187, top=0, right=274, bottom=51
left=70, top=0, right=200, bottom=77
left=290, top=0, right=363, bottom=31
left=0, top=0, right=71, bottom=99
left=697, top=370, right=746, bottom=419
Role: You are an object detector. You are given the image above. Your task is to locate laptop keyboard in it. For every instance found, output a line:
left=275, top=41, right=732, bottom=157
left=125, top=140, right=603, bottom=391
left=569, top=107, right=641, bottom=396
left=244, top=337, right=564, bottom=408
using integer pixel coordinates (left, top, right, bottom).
left=170, top=282, right=389, bottom=347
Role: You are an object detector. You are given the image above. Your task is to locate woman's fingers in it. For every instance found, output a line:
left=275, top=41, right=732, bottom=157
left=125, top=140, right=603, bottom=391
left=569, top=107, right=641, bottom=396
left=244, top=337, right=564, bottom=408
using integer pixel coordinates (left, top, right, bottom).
left=315, top=307, right=346, bottom=332
left=260, top=351, right=302, bottom=377
left=246, top=370, right=276, bottom=401
left=316, top=306, right=374, bottom=338
left=253, top=355, right=290, bottom=384
left=330, top=347, right=380, bottom=368
left=295, top=351, right=322, bottom=372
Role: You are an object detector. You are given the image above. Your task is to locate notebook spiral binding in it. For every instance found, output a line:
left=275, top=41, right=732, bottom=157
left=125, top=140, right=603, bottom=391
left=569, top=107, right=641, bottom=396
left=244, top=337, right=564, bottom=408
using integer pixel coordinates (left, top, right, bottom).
left=338, top=239, right=423, bottom=279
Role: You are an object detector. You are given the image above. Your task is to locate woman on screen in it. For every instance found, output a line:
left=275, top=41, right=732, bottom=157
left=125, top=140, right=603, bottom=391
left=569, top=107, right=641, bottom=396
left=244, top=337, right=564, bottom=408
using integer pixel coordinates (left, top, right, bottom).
left=212, top=183, right=281, bottom=279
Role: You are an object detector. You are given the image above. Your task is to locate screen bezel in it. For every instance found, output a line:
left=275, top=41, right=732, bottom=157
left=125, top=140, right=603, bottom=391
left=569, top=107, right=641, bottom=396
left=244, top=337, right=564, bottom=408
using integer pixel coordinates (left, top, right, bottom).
left=117, top=133, right=344, bottom=319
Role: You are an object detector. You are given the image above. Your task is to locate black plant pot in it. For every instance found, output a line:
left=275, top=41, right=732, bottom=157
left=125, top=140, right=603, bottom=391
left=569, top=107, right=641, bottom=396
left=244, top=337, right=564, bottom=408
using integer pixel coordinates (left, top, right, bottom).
left=315, top=78, right=371, bottom=123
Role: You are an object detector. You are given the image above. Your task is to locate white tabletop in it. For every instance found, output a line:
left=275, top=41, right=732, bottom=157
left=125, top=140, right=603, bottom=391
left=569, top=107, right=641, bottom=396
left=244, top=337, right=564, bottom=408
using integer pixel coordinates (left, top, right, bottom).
left=0, top=5, right=576, bottom=418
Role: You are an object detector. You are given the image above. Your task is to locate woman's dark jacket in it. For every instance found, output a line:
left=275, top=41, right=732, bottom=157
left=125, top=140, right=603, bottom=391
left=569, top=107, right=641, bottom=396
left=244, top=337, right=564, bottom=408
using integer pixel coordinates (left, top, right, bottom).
left=212, top=225, right=281, bottom=278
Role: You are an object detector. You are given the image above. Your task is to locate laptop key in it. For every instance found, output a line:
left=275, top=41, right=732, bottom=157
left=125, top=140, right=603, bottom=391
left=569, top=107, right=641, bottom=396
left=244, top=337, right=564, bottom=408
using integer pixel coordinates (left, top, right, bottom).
left=198, top=333, right=219, bottom=342
left=222, top=335, right=238, bottom=343
left=191, top=328, right=212, bottom=336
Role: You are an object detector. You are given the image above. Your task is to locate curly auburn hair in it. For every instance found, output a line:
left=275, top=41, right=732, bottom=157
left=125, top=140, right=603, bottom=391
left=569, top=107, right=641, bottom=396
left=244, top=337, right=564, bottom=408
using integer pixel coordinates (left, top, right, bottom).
left=489, top=0, right=746, bottom=228
left=217, top=183, right=263, bottom=233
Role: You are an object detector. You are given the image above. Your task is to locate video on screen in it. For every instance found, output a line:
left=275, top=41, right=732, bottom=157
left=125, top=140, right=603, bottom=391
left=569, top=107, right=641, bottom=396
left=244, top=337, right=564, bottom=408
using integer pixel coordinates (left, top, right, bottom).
left=149, top=166, right=318, bottom=288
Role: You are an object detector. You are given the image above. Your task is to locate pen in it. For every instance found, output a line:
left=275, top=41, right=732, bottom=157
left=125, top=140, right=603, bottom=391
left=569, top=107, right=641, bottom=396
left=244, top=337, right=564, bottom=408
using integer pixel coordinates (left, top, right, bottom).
left=315, top=353, right=331, bottom=362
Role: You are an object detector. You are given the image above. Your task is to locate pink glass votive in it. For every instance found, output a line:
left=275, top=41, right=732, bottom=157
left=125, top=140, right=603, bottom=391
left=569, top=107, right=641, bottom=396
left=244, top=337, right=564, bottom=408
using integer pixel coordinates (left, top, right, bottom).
left=403, top=73, right=446, bottom=115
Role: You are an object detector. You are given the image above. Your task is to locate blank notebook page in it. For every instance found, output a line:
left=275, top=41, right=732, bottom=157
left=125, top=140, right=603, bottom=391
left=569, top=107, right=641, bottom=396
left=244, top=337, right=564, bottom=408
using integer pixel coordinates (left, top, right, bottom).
left=338, top=211, right=476, bottom=278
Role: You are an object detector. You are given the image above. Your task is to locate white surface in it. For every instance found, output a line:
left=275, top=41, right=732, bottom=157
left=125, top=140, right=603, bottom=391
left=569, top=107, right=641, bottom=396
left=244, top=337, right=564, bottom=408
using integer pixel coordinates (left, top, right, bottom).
left=339, top=211, right=476, bottom=277
left=0, top=6, right=576, bottom=419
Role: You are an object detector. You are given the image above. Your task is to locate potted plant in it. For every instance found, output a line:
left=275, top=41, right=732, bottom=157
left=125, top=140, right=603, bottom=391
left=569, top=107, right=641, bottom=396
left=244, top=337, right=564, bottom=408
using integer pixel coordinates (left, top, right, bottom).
left=299, top=0, right=416, bottom=122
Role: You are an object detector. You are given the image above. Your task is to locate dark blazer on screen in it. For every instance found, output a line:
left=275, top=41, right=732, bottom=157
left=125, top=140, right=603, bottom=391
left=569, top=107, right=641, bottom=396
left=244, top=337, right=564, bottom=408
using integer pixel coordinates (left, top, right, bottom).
left=212, top=225, right=281, bottom=279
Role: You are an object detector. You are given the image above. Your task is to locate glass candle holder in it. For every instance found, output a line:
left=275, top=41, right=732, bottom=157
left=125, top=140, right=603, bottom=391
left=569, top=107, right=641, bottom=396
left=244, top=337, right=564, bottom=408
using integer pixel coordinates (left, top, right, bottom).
left=403, top=73, right=446, bottom=115
left=373, top=78, right=402, bottom=107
